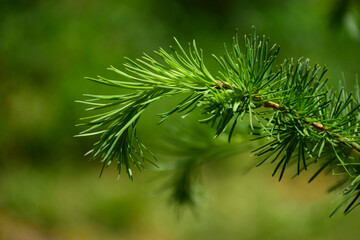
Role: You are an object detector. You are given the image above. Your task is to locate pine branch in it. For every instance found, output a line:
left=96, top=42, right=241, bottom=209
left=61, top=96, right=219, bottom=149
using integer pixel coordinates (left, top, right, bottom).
left=216, top=79, right=360, bottom=154
left=77, top=27, right=360, bottom=216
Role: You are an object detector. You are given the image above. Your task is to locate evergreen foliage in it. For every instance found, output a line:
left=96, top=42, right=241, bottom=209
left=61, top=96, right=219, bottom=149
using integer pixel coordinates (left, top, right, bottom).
left=77, top=27, right=360, bottom=216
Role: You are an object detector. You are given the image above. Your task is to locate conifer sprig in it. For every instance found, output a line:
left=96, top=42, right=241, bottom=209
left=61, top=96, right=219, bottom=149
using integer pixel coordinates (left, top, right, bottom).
left=78, top=27, right=360, bottom=216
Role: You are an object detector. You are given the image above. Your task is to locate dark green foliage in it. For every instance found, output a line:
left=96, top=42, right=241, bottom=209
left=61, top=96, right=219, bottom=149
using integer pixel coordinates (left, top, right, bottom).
left=158, top=122, right=250, bottom=208
left=78, top=27, right=360, bottom=216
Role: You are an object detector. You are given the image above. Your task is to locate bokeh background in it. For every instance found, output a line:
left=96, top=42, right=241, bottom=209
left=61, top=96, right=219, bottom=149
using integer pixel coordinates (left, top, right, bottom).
left=1, top=0, right=360, bottom=239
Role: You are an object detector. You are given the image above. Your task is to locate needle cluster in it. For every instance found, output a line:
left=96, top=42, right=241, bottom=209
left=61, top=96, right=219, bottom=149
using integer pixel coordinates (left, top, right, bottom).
left=78, top=27, right=360, bottom=216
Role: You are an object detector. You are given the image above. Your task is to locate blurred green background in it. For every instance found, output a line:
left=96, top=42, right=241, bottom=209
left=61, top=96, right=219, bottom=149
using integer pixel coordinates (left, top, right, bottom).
left=1, top=0, right=360, bottom=239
